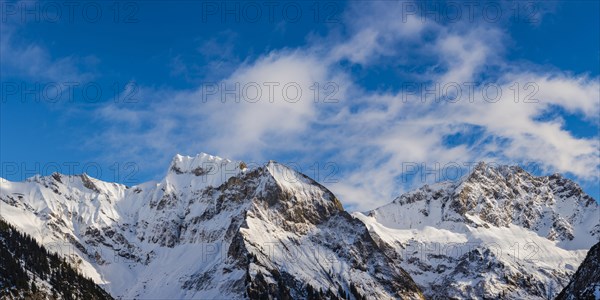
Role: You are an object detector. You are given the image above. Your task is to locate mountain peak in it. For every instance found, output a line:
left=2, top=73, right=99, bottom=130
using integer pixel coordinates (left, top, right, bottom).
left=162, top=152, right=251, bottom=193
left=260, top=160, right=344, bottom=210
left=0, top=151, right=427, bottom=299
left=382, top=162, right=598, bottom=245
left=168, top=152, right=230, bottom=175
left=167, top=152, right=252, bottom=177
left=466, top=161, right=527, bottom=180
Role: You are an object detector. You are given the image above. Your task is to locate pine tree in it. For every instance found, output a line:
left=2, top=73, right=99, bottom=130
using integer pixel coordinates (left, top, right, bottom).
left=0, top=218, right=113, bottom=299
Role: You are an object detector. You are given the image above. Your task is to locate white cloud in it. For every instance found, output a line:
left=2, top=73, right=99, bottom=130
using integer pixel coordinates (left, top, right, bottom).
left=328, top=2, right=429, bottom=65
left=201, top=50, right=330, bottom=157
left=89, top=1, right=599, bottom=211
left=0, top=22, right=96, bottom=83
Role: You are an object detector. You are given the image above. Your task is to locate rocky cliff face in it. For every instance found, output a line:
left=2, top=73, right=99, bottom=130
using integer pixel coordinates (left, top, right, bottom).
left=355, top=162, right=599, bottom=299
left=3, top=155, right=597, bottom=299
left=0, top=153, right=424, bottom=299
left=556, top=241, right=600, bottom=300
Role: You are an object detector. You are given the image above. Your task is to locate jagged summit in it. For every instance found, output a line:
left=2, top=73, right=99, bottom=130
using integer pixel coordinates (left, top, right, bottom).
left=438, top=161, right=568, bottom=191
left=163, top=152, right=248, bottom=195
left=386, top=162, right=599, bottom=243
left=1, top=152, right=596, bottom=300
left=356, top=161, right=599, bottom=299
left=168, top=152, right=238, bottom=175
left=265, top=160, right=343, bottom=209
left=392, top=161, right=596, bottom=220
left=0, top=152, right=424, bottom=299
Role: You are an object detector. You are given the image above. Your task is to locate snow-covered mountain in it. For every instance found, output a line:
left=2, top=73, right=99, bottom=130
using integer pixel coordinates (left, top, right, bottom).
left=555, top=240, right=600, bottom=300
left=2, top=154, right=597, bottom=299
left=0, top=218, right=113, bottom=299
left=355, top=162, right=600, bottom=299
left=0, top=153, right=424, bottom=299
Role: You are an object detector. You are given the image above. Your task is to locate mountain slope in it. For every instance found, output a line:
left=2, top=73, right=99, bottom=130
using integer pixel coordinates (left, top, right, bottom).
left=556, top=241, right=600, bottom=300
left=0, top=153, right=424, bottom=299
left=0, top=218, right=112, bottom=299
left=355, top=162, right=599, bottom=299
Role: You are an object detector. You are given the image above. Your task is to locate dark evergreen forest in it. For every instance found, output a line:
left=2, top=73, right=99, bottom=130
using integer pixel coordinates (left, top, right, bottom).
left=0, top=218, right=112, bottom=299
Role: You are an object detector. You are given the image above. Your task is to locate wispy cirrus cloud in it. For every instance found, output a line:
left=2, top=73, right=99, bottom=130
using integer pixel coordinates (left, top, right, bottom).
left=81, top=1, right=599, bottom=210
left=0, top=21, right=97, bottom=83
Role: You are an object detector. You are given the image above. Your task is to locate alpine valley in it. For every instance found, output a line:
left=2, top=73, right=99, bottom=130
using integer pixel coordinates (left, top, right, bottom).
left=0, top=153, right=598, bottom=300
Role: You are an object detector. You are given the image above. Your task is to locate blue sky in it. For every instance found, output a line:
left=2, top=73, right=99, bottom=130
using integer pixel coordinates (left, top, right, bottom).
left=1, top=0, right=599, bottom=210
